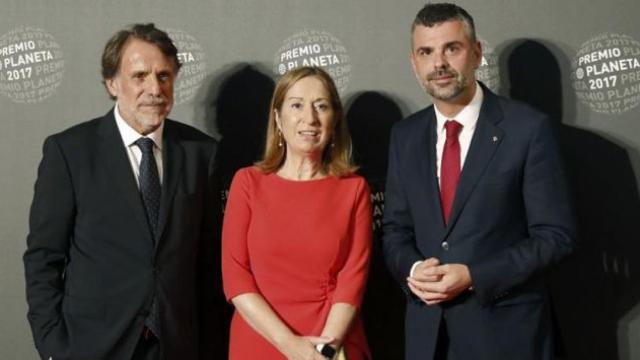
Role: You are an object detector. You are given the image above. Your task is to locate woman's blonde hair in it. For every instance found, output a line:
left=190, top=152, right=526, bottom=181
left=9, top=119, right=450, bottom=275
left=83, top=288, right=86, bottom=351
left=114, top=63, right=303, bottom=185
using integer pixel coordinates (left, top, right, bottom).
left=255, top=66, right=357, bottom=177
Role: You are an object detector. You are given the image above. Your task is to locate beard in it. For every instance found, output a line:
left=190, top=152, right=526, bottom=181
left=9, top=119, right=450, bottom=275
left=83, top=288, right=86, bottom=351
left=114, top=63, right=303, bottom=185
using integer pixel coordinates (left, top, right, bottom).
left=423, top=67, right=470, bottom=101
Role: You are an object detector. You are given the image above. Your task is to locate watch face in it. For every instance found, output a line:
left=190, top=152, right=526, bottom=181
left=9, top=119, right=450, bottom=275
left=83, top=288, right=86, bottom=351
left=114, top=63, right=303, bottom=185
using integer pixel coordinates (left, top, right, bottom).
left=320, top=344, right=336, bottom=358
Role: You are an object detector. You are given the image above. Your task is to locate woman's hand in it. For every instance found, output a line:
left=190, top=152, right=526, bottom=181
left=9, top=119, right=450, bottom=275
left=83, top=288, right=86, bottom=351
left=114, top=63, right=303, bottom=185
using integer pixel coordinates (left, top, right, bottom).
left=277, top=334, right=334, bottom=360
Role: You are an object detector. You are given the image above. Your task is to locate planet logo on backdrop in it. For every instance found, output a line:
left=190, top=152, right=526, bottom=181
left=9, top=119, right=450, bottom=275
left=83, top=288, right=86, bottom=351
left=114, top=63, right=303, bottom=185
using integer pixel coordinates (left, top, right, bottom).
left=369, top=181, right=386, bottom=234
left=0, top=26, right=64, bottom=104
left=273, top=29, right=352, bottom=94
left=167, top=28, right=206, bottom=106
left=477, top=38, right=499, bottom=92
left=572, top=33, right=640, bottom=115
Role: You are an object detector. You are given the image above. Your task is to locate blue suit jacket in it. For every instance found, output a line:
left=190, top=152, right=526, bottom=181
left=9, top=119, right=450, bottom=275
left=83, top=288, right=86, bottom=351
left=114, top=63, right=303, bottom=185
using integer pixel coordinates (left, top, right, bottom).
left=382, top=84, right=575, bottom=360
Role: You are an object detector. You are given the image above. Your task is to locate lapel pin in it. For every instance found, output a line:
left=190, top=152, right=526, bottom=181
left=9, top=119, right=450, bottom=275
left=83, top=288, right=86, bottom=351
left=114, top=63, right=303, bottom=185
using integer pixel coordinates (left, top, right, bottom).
left=492, top=136, right=498, bottom=142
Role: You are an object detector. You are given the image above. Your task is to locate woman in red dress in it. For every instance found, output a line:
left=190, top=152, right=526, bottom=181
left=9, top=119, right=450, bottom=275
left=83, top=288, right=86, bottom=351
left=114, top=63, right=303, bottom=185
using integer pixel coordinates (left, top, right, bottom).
left=222, top=66, right=372, bottom=360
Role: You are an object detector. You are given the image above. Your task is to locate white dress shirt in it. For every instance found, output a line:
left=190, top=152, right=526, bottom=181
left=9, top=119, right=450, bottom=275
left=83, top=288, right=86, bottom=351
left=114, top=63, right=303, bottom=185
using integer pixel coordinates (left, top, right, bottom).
left=434, top=83, right=483, bottom=186
left=113, top=103, right=164, bottom=187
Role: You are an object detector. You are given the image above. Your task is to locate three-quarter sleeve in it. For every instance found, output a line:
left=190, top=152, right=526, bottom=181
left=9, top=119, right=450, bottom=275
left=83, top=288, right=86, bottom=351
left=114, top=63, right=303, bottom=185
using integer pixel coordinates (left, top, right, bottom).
left=221, top=169, right=261, bottom=301
left=332, top=178, right=372, bottom=308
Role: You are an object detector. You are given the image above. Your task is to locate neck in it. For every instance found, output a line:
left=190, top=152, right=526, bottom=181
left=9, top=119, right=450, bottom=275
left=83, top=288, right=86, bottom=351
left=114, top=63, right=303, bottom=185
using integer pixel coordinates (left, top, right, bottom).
left=434, top=81, right=477, bottom=118
left=278, top=152, right=325, bottom=180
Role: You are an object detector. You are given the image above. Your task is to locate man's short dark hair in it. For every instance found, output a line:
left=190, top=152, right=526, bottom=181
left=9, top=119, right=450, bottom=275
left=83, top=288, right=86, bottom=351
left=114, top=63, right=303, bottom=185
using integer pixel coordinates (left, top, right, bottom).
left=412, top=3, right=477, bottom=43
left=101, top=23, right=181, bottom=99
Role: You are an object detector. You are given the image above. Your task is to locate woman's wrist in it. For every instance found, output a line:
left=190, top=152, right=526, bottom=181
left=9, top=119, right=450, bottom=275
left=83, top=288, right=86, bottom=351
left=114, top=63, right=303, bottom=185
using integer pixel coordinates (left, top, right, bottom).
left=272, top=331, right=296, bottom=352
left=319, top=331, right=342, bottom=348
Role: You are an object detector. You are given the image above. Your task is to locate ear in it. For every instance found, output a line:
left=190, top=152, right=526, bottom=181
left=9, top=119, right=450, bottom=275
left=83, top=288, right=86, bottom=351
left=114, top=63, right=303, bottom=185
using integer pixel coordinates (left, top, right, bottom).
left=473, top=40, right=483, bottom=69
left=105, top=78, right=119, bottom=99
left=274, top=110, right=283, bottom=131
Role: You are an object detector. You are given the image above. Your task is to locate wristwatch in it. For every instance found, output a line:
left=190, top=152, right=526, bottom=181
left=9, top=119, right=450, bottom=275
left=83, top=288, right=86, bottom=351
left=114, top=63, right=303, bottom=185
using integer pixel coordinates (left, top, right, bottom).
left=315, top=343, right=337, bottom=359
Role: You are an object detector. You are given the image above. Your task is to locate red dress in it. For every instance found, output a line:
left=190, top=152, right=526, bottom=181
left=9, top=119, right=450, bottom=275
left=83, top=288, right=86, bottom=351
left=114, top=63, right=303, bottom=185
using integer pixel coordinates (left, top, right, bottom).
left=222, top=167, right=372, bottom=359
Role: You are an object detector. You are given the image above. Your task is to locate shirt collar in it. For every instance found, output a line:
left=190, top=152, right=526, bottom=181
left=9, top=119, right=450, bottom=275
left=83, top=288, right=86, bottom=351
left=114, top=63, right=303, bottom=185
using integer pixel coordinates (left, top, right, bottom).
left=434, top=82, right=484, bottom=134
left=113, top=102, right=164, bottom=149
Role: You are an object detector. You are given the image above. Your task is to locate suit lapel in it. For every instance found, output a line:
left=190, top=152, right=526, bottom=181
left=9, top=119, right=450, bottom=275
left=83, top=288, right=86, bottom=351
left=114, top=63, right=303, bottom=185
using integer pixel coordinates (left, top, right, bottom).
left=155, top=121, right=184, bottom=248
left=98, top=110, right=154, bottom=243
left=445, top=86, right=504, bottom=234
left=419, top=108, right=447, bottom=235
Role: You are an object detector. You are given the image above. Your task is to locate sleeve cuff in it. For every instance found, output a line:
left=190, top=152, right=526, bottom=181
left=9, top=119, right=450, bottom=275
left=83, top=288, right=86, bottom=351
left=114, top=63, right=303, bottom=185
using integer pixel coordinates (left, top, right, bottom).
left=409, top=260, right=423, bottom=278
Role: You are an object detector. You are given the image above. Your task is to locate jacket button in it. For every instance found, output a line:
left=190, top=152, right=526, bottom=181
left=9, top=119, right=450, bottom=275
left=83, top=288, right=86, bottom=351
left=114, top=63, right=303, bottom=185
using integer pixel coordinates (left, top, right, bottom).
left=441, top=241, right=450, bottom=251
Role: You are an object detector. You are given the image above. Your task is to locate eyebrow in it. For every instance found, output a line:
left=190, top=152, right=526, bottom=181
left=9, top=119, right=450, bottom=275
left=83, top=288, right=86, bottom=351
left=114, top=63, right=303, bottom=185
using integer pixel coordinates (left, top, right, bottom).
left=415, top=40, right=464, bottom=52
left=286, top=97, right=330, bottom=102
left=130, top=67, right=173, bottom=74
left=415, top=46, right=433, bottom=53
left=445, top=41, right=463, bottom=47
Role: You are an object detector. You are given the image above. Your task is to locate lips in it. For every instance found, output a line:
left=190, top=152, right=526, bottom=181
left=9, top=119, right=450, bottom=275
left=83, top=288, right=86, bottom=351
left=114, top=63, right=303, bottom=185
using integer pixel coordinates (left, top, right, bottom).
left=428, top=69, right=457, bottom=82
left=298, top=130, right=319, bottom=137
left=140, top=96, right=168, bottom=107
left=297, top=130, right=321, bottom=142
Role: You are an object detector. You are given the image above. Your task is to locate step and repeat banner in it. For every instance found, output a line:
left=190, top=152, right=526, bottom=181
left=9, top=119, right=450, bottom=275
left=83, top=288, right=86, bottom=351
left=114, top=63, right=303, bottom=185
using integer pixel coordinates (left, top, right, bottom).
left=1, top=1, right=639, bottom=359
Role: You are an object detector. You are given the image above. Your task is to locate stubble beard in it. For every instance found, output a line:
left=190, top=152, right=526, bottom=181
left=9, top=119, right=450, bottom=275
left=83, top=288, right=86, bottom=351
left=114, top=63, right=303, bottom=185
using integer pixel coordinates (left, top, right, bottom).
left=134, top=96, right=171, bottom=135
left=423, top=68, right=469, bottom=101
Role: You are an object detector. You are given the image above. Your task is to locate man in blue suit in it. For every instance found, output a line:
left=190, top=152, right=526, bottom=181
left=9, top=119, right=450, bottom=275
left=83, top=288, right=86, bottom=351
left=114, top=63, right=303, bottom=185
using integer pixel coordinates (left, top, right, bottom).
left=382, top=3, right=576, bottom=359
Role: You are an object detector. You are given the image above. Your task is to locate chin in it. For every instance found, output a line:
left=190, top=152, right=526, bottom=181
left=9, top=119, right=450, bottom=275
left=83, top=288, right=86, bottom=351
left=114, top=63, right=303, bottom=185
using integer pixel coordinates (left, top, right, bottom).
left=428, top=86, right=460, bottom=101
left=142, top=115, right=164, bottom=124
left=136, top=117, right=164, bottom=132
left=292, top=145, right=324, bottom=157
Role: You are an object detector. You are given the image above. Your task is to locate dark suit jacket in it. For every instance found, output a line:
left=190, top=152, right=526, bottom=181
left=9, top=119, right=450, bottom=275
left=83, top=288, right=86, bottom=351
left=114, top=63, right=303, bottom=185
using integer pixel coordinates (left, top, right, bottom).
left=382, top=84, right=576, bottom=360
left=24, top=110, right=227, bottom=360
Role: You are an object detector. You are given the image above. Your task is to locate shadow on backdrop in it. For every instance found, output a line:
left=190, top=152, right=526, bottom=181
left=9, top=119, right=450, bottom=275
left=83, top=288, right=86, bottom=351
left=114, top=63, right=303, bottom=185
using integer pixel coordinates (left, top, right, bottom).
left=346, top=91, right=406, bottom=359
left=195, top=64, right=275, bottom=354
left=202, top=64, right=275, bottom=190
left=502, top=39, right=640, bottom=360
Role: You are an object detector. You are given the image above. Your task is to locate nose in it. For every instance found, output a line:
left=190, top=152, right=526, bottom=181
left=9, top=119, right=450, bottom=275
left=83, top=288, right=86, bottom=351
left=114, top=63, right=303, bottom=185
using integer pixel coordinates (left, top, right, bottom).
left=146, top=75, right=161, bottom=96
left=433, top=51, right=448, bottom=70
left=301, top=104, right=319, bottom=125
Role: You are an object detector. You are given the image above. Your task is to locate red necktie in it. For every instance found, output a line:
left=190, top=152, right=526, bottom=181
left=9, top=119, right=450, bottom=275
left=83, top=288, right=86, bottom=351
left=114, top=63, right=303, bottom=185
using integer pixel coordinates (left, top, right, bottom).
left=440, top=120, right=463, bottom=224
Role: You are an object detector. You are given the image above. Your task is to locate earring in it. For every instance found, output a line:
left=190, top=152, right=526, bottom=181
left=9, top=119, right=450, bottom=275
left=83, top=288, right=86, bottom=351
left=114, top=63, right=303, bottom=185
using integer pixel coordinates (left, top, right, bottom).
left=278, top=130, right=283, bottom=147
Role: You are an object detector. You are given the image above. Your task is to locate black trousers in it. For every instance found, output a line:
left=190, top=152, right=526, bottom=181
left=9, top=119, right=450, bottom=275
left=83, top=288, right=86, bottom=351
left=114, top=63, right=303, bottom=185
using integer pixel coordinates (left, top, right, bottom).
left=434, top=319, right=456, bottom=360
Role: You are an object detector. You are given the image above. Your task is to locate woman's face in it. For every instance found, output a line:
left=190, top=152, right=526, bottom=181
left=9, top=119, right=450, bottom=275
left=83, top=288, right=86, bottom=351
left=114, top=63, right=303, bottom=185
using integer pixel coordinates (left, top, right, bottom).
left=275, top=76, right=335, bottom=159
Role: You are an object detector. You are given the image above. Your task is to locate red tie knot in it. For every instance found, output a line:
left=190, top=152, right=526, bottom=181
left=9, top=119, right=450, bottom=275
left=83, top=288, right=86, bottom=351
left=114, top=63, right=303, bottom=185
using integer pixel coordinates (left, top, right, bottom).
left=445, top=120, right=463, bottom=139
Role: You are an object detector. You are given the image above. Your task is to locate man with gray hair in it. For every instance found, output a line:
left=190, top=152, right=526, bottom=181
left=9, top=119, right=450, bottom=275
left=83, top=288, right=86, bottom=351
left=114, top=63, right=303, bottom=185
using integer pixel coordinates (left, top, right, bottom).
left=24, top=23, right=226, bottom=359
left=383, top=3, right=575, bottom=359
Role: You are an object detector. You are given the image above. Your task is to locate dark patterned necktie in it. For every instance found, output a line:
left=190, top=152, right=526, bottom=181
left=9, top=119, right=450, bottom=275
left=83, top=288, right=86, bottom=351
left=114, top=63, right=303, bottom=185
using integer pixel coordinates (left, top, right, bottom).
left=134, top=137, right=161, bottom=338
left=135, top=137, right=161, bottom=238
left=440, top=120, right=463, bottom=225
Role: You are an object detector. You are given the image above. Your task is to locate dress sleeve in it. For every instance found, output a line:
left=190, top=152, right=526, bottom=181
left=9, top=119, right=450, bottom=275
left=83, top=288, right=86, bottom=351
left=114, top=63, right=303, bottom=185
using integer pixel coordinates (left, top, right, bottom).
left=332, top=178, right=372, bottom=308
left=222, top=168, right=261, bottom=301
